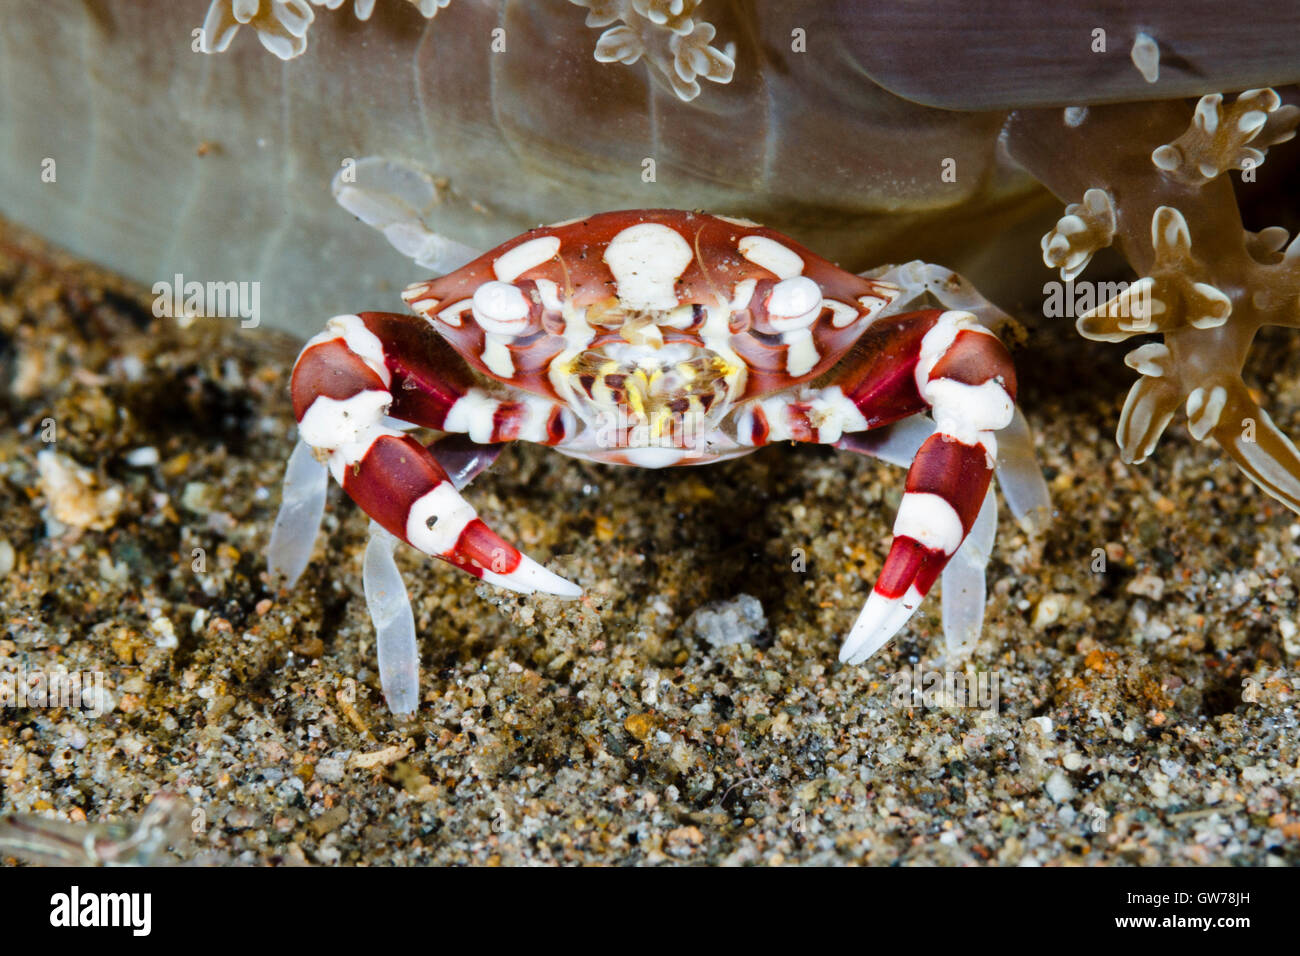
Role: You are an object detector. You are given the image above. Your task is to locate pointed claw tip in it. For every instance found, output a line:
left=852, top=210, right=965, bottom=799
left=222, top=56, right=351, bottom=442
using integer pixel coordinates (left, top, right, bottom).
left=482, top=555, right=583, bottom=598
left=553, top=580, right=584, bottom=599
left=839, top=587, right=924, bottom=666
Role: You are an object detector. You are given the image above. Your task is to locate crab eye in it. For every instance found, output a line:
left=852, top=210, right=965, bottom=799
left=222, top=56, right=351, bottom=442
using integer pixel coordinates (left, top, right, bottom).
left=765, top=276, right=823, bottom=331
left=472, top=281, right=530, bottom=334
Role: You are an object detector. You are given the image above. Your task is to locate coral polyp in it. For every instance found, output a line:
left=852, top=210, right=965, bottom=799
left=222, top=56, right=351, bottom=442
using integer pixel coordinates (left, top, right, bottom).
left=1008, top=88, right=1300, bottom=511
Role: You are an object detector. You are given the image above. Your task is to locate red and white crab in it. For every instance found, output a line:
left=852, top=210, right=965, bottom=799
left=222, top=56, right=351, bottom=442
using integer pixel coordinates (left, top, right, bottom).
left=269, top=209, right=1031, bottom=713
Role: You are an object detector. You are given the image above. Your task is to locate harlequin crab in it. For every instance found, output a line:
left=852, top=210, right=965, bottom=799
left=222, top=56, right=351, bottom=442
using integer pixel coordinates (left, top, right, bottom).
left=269, top=209, right=1043, bottom=713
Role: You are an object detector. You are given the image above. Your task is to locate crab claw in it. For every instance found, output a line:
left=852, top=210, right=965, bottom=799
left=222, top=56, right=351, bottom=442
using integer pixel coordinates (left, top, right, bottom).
left=346, top=433, right=581, bottom=597
left=840, top=311, right=1018, bottom=665
left=840, top=436, right=996, bottom=664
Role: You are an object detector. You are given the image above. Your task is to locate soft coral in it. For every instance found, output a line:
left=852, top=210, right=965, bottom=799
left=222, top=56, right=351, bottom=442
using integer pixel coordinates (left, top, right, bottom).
left=1006, top=89, right=1300, bottom=510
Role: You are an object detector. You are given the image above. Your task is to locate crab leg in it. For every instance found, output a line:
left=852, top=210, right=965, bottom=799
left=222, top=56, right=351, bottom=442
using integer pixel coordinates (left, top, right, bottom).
left=267, top=438, right=331, bottom=586
left=735, top=308, right=1017, bottom=664
left=281, top=312, right=580, bottom=597
left=838, top=415, right=998, bottom=659
left=843, top=310, right=1015, bottom=662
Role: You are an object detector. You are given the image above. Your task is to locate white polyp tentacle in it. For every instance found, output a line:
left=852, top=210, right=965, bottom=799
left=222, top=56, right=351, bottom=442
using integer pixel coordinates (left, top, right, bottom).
left=363, top=522, right=420, bottom=716
left=267, top=440, right=330, bottom=586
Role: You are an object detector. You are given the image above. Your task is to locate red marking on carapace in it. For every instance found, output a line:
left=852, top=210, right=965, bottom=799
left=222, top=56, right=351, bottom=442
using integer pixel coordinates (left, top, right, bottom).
left=407, top=210, right=900, bottom=401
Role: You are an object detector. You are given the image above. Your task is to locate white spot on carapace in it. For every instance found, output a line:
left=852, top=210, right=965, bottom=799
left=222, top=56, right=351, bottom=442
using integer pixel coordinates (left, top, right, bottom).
left=603, top=223, right=693, bottom=311
left=853, top=288, right=897, bottom=326
left=1063, top=106, right=1088, bottom=127
left=481, top=337, right=516, bottom=379
left=715, top=214, right=760, bottom=227
left=472, top=280, right=530, bottom=333
left=729, top=278, right=757, bottom=312
left=493, top=235, right=560, bottom=282
left=826, top=300, right=859, bottom=328
left=1130, top=31, right=1159, bottom=84
left=436, top=299, right=470, bottom=327
left=533, top=278, right=564, bottom=312
left=766, top=276, right=822, bottom=331
left=783, top=329, right=819, bottom=376
left=400, top=281, right=434, bottom=303
left=738, top=235, right=803, bottom=278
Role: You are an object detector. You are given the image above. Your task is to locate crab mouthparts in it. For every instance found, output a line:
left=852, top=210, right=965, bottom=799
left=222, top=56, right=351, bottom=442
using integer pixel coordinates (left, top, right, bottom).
left=565, top=342, right=738, bottom=448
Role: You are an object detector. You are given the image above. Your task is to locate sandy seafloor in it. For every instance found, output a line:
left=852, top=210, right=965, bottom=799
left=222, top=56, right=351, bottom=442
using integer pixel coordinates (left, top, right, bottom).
left=0, top=217, right=1297, bottom=867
